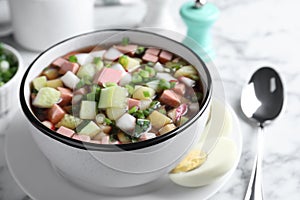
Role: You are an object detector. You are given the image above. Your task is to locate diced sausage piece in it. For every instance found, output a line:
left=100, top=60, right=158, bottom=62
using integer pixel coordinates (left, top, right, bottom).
left=48, top=104, right=66, bottom=124
left=93, top=68, right=122, bottom=86
left=159, top=50, right=173, bottom=63
left=142, top=53, right=158, bottom=63
left=114, top=45, right=138, bottom=56
left=159, top=90, right=181, bottom=107
left=52, top=58, right=68, bottom=67
left=72, top=134, right=91, bottom=142
left=139, top=132, right=156, bottom=141
left=128, top=98, right=141, bottom=109
left=42, top=121, right=55, bottom=130
left=172, top=83, right=186, bottom=96
left=146, top=48, right=160, bottom=56
left=59, top=61, right=79, bottom=74
left=57, top=126, right=75, bottom=138
left=57, top=87, right=73, bottom=106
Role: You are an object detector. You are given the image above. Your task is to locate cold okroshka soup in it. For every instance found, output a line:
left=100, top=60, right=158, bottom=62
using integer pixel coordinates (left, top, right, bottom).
left=30, top=38, right=204, bottom=145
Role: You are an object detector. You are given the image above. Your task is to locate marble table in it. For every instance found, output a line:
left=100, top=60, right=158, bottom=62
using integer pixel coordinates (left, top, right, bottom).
left=1, top=0, right=300, bottom=199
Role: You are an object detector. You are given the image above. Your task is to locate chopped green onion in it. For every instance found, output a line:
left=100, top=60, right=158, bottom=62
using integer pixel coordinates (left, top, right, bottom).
left=139, top=70, right=150, bottom=78
left=119, top=55, right=129, bottom=67
left=125, top=84, right=134, bottom=95
left=145, top=66, right=156, bottom=77
left=121, top=37, right=130, bottom=46
left=143, top=91, right=150, bottom=98
left=104, top=118, right=112, bottom=125
left=158, top=79, right=171, bottom=90
left=103, top=82, right=118, bottom=87
left=132, top=73, right=143, bottom=83
left=128, top=106, right=138, bottom=114
left=150, top=100, right=160, bottom=109
left=170, top=81, right=176, bottom=89
left=133, top=110, right=145, bottom=119
left=69, top=55, right=78, bottom=63
left=93, top=57, right=102, bottom=65
left=135, top=46, right=145, bottom=55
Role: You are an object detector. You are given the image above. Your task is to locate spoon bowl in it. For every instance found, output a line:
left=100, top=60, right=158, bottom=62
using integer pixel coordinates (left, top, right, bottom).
left=241, top=66, right=285, bottom=200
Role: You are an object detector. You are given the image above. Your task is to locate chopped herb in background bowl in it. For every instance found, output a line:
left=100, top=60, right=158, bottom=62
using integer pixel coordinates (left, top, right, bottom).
left=0, top=43, right=19, bottom=87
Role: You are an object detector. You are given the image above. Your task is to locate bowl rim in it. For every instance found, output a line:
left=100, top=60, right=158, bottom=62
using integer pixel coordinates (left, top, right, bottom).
left=0, top=43, right=23, bottom=90
left=19, top=29, right=212, bottom=152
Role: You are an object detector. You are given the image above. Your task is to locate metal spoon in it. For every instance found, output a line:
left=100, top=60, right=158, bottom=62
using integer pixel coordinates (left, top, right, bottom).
left=241, top=67, right=285, bottom=200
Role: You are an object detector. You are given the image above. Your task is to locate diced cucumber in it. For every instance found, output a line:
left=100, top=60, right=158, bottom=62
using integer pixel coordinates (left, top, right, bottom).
left=132, top=86, right=155, bottom=100
left=32, top=87, right=61, bottom=108
left=32, top=76, right=47, bottom=91
left=56, top=114, right=82, bottom=129
left=76, top=63, right=96, bottom=80
left=78, top=121, right=101, bottom=138
left=98, top=86, right=128, bottom=108
left=60, top=71, right=80, bottom=89
left=79, top=101, right=96, bottom=120
left=106, top=107, right=126, bottom=120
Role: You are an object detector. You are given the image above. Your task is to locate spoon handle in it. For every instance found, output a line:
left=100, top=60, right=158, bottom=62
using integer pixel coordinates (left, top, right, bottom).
left=244, top=127, right=264, bottom=200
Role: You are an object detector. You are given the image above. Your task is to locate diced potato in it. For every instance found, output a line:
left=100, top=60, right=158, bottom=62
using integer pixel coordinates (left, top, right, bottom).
left=43, top=68, right=59, bottom=80
left=132, top=86, right=155, bottom=100
left=80, top=101, right=96, bottom=120
left=32, top=87, right=61, bottom=108
left=32, top=76, right=47, bottom=91
left=158, top=123, right=176, bottom=135
left=46, top=79, right=63, bottom=88
left=174, top=66, right=198, bottom=80
left=117, top=132, right=131, bottom=144
left=147, top=110, right=172, bottom=130
left=106, top=107, right=126, bottom=120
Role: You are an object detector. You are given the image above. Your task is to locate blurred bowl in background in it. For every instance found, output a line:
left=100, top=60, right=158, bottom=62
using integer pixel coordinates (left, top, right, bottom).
left=0, top=43, right=23, bottom=134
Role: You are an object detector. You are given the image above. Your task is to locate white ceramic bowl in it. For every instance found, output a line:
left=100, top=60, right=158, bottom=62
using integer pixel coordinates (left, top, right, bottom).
left=0, top=43, right=23, bottom=133
left=19, top=29, right=212, bottom=191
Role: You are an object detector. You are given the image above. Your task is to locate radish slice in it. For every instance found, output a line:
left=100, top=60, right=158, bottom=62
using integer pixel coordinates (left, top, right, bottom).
left=60, top=71, right=80, bottom=89
left=75, top=53, right=93, bottom=65
left=153, top=62, right=164, bottom=72
left=103, top=47, right=123, bottom=61
left=116, top=113, right=136, bottom=134
left=178, top=76, right=195, bottom=87
left=111, top=63, right=127, bottom=76
left=156, top=72, right=176, bottom=82
left=90, top=50, right=106, bottom=59
left=119, top=73, right=132, bottom=86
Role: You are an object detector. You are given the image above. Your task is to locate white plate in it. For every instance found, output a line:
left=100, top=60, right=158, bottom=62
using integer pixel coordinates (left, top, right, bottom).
left=5, top=103, right=242, bottom=200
